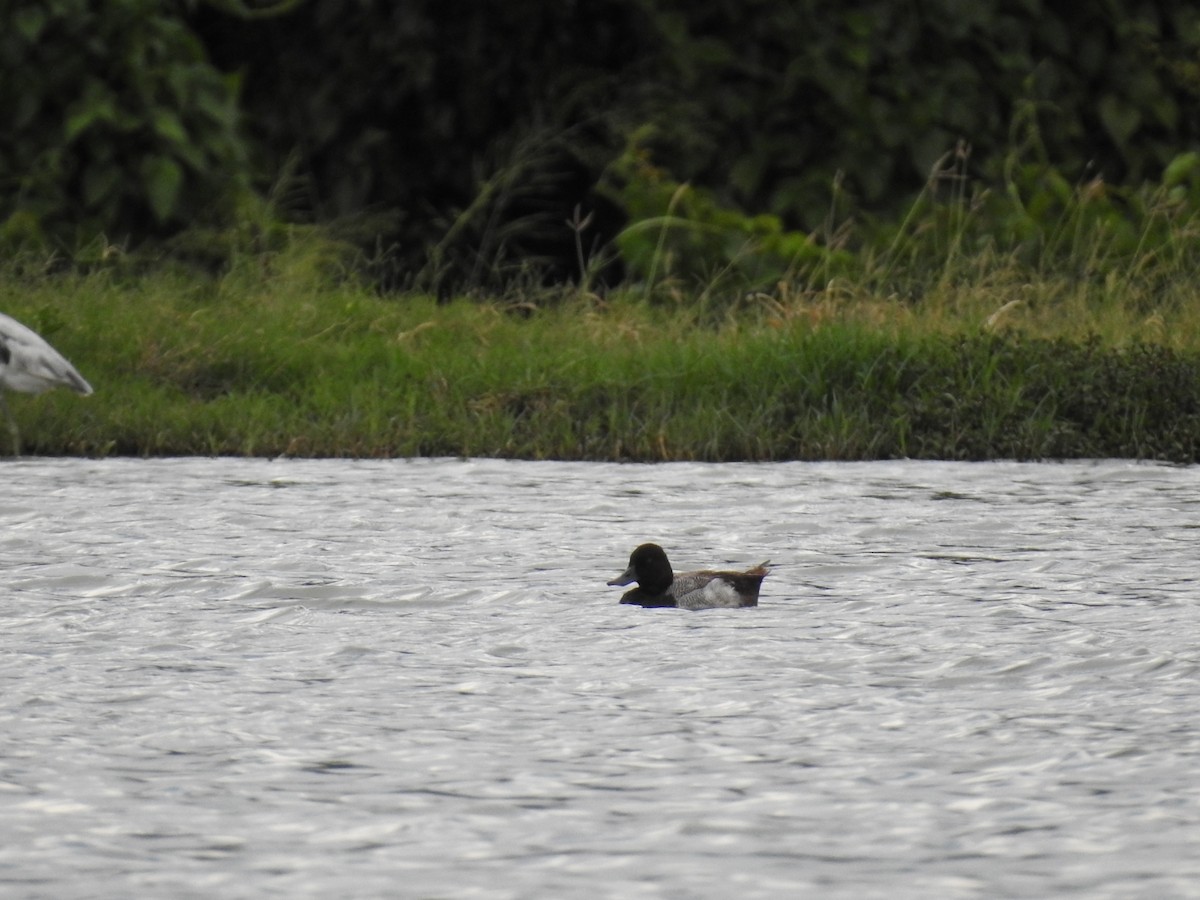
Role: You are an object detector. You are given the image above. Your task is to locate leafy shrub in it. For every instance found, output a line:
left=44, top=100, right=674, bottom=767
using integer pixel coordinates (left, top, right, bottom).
left=0, top=0, right=249, bottom=249
left=637, top=0, right=1200, bottom=228
left=601, top=132, right=850, bottom=295
left=189, top=0, right=657, bottom=288
left=7, top=1, right=1200, bottom=288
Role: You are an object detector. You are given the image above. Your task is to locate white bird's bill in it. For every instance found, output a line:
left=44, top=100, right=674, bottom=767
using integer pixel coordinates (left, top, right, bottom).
left=0, top=311, right=93, bottom=456
left=0, top=312, right=93, bottom=395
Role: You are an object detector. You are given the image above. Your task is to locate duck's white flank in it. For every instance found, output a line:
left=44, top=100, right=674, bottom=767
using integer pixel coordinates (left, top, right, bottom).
left=677, top=578, right=744, bottom=610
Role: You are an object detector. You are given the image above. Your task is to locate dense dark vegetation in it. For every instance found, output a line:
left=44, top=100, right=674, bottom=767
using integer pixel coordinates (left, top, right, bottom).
left=4, top=1, right=1199, bottom=288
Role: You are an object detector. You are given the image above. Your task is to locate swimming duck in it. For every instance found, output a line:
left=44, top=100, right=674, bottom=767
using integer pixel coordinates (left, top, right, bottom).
left=608, top=543, right=770, bottom=610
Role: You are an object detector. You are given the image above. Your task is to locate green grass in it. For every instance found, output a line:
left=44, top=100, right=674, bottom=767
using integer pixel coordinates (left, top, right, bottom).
left=7, top=164, right=1200, bottom=462
left=4, top=258, right=1200, bottom=461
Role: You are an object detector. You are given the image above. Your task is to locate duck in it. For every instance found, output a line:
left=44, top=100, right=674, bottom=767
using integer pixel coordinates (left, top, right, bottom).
left=607, top=543, right=770, bottom=610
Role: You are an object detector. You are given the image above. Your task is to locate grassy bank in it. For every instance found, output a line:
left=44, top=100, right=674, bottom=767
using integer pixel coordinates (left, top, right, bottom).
left=4, top=240, right=1200, bottom=461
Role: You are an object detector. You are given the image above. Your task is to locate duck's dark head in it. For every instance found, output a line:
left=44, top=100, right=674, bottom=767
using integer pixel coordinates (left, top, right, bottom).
left=607, top=543, right=675, bottom=595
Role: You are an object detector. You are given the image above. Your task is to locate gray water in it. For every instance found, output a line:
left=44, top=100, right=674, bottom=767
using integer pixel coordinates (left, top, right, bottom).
left=3, top=457, right=1199, bottom=899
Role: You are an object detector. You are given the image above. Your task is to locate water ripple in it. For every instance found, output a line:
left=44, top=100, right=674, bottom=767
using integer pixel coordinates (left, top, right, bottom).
left=2, top=458, right=1200, bottom=898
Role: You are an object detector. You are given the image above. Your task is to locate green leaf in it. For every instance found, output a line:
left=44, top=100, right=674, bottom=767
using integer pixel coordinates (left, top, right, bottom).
left=151, top=109, right=188, bottom=144
left=1098, top=94, right=1140, bottom=150
left=141, top=155, right=183, bottom=222
left=195, top=89, right=239, bottom=129
left=14, top=7, right=47, bottom=42
left=1164, top=151, right=1200, bottom=187
left=13, top=92, right=41, bottom=131
left=82, top=162, right=121, bottom=208
left=64, top=79, right=117, bottom=141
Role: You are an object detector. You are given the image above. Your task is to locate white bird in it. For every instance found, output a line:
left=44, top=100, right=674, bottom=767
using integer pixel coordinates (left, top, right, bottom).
left=0, top=311, right=93, bottom=456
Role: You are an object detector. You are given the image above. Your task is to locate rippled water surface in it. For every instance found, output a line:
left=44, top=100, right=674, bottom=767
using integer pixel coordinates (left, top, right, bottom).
left=3, top=457, right=1200, bottom=899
